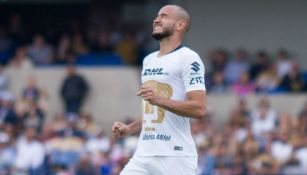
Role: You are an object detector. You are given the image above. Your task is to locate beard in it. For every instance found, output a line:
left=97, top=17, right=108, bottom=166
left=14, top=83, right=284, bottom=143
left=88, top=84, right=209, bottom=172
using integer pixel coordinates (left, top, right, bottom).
left=152, top=25, right=173, bottom=40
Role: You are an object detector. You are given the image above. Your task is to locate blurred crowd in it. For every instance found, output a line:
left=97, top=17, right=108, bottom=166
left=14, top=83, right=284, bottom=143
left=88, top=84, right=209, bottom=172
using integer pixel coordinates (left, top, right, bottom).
left=206, top=49, right=307, bottom=94
left=0, top=12, right=154, bottom=67
left=195, top=98, right=307, bottom=175
left=0, top=69, right=127, bottom=175
left=0, top=80, right=306, bottom=175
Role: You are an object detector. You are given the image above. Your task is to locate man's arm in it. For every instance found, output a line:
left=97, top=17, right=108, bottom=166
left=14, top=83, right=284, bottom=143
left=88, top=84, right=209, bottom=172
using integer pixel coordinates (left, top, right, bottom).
left=138, top=86, right=206, bottom=119
left=112, top=118, right=142, bottom=138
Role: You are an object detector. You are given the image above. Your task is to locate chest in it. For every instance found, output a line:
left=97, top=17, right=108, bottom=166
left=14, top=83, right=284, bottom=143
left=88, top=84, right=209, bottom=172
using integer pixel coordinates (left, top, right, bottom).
left=141, top=57, right=181, bottom=83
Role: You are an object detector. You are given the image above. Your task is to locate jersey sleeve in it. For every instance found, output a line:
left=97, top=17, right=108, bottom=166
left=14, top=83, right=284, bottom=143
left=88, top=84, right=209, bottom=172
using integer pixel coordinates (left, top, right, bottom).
left=181, top=52, right=206, bottom=93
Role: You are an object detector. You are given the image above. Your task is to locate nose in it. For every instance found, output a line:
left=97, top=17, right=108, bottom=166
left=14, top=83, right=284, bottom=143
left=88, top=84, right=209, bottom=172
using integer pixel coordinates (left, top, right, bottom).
left=153, top=16, right=161, bottom=24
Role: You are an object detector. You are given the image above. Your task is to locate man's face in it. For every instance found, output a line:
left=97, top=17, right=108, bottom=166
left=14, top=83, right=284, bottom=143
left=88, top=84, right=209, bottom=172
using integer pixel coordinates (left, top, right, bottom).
left=152, top=6, right=177, bottom=40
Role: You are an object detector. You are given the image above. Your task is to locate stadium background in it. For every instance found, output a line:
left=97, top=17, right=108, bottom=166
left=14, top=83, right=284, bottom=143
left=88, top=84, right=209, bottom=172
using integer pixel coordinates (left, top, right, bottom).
left=0, top=0, right=306, bottom=174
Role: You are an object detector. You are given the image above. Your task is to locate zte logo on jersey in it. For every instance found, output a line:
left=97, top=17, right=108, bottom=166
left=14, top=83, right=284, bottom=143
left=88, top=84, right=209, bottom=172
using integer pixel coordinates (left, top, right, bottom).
left=190, top=77, right=204, bottom=85
left=143, top=68, right=168, bottom=76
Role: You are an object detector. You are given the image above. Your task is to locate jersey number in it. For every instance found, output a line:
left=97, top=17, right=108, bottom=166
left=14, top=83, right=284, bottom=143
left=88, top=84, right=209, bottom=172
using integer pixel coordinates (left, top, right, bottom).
left=143, top=80, right=173, bottom=131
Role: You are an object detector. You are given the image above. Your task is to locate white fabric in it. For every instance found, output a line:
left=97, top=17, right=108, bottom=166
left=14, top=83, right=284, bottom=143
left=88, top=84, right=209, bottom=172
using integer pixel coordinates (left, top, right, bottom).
left=277, top=60, right=291, bottom=78
left=251, top=109, right=277, bottom=136
left=135, top=46, right=206, bottom=156
left=234, top=128, right=247, bottom=142
left=86, top=136, right=110, bottom=153
left=271, top=141, right=293, bottom=163
left=15, top=137, right=45, bottom=169
left=294, top=147, right=307, bottom=173
left=120, top=155, right=197, bottom=175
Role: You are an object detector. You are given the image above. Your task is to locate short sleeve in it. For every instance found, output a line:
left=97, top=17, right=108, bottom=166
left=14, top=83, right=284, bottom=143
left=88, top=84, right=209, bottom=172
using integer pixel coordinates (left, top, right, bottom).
left=181, top=53, right=206, bottom=93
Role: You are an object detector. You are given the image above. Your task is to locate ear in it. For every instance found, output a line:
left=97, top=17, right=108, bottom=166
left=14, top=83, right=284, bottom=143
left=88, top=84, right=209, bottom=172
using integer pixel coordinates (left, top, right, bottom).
left=176, top=20, right=186, bottom=31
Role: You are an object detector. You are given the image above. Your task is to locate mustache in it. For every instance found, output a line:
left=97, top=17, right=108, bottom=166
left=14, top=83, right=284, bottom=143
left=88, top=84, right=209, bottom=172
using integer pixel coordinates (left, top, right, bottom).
left=153, top=22, right=162, bottom=27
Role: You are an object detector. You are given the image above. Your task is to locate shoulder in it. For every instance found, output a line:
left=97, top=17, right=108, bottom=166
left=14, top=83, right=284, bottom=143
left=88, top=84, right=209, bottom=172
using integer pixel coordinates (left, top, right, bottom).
left=179, top=47, right=201, bottom=58
left=177, top=47, right=204, bottom=65
left=143, top=51, right=159, bottom=64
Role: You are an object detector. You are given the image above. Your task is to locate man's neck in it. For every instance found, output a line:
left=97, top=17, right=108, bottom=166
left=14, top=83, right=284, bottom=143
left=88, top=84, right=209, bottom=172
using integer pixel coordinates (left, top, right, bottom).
left=158, top=37, right=182, bottom=57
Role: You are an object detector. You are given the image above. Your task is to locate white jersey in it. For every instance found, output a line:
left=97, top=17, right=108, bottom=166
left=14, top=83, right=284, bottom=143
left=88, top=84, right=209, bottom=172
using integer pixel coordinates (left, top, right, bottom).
left=135, top=46, right=206, bottom=157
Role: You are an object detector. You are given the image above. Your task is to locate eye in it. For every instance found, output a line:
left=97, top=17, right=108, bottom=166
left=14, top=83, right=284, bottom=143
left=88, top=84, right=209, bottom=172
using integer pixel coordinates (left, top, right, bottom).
left=161, top=14, right=167, bottom=18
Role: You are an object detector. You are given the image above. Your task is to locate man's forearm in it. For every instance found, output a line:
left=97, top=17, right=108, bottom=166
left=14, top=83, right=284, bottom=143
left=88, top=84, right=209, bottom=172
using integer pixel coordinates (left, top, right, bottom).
left=128, top=118, right=142, bottom=134
left=155, top=97, right=206, bottom=119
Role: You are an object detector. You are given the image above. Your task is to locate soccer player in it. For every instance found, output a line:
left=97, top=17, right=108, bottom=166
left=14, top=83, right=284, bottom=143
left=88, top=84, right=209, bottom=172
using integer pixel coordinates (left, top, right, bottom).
left=112, top=4, right=206, bottom=175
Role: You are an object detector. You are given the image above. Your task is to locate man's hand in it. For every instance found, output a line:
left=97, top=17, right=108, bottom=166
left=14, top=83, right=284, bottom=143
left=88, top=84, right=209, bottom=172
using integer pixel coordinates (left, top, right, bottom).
left=137, top=85, right=161, bottom=105
left=112, top=122, right=130, bottom=138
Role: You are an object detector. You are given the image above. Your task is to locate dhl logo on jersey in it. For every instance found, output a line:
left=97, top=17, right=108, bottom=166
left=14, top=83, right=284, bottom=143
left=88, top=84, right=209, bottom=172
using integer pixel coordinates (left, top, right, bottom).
left=143, top=68, right=169, bottom=76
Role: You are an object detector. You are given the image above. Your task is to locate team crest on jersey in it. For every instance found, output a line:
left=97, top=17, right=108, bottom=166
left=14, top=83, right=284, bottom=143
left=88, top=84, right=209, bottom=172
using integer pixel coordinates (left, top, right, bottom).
left=143, top=68, right=169, bottom=76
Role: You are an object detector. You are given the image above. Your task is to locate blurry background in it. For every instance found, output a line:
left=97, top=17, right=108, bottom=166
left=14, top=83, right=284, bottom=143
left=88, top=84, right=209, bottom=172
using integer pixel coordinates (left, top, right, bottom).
left=0, top=0, right=306, bottom=174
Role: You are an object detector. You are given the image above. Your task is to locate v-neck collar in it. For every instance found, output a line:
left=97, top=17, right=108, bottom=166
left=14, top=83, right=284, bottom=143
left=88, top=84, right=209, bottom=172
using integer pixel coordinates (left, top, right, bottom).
left=157, top=44, right=184, bottom=57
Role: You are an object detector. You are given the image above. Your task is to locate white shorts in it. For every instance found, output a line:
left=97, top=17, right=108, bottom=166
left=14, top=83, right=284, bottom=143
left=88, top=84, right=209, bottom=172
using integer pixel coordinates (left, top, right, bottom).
left=120, top=155, right=197, bottom=175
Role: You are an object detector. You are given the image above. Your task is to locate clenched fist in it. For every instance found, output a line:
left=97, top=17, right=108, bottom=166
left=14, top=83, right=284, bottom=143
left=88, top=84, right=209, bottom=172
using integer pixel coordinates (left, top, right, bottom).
left=112, top=122, right=130, bottom=138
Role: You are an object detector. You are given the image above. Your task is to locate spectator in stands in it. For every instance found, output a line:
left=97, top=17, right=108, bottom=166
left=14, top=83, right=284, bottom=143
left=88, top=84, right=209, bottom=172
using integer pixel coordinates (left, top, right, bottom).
left=241, top=133, right=259, bottom=162
left=0, top=131, right=15, bottom=175
left=75, top=155, right=96, bottom=175
left=96, top=30, right=113, bottom=53
left=249, top=51, right=270, bottom=81
left=99, top=152, right=118, bottom=175
left=86, top=130, right=110, bottom=155
left=115, top=31, right=138, bottom=65
left=35, top=85, right=49, bottom=113
left=293, top=136, right=307, bottom=173
left=39, top=123, right=55, bottom=143
left=22, top=76, right=40, bottom=102
left=57, top=113, right=86, bottom=139
left=0, top=65, right=9, bottom=94
left=230, top=152, right=246, bottom=175
left=191, top=118, right=210, bottom=149
left=236, top=98, right=251, bottom=119
left=15, top=126, right=46, bottom=175
left=0, top=92, right=17, bottom=127
left=277, top=113, right=293, bottom=134
left=208, top=49, right=228, bottom=73
left=8, top=46, right=33, bottom=69
left=208, top=71, right=229, bottom=94
left=0, top=27, right=14, bottom=64
left=8, top=14, right=24, bottom=41
left=60, top=65, right=89, bottom=114
left=276, top=49, right=292, bottom=78
left=249, top=143, right=280, bottom=174
left=251, top=98, right=277, bottom=136
left=50, top=113, right=67, bottom=134
left=228, top=108, right=247, bottom=132
left=301, top=102, right=307, bottom=114
left=213, top=144, right=233, bottom=174
left=289, top=104, right=307, bottom=172
left=85, top=28, right=98, bottom=51
left=198, top=143, right=216, bottom=175
left=47, top=116, right=85, bottom=168
left=55, top=35, right=72, bottom=64
left=224, top=49, right=249, bottom=84
left=71, top=34, right=89, bottom=56
left=27, top=34, right=54, bottom=65
left=278, top=62, right=307, bottom=92
left=78, top=112, right=98, bottom=137
left=23, top=100, right=45, bottom=133
left=270, top=130, right=293, bottom=165
left=232, top=72, right=255, bottom=96
left=297, top=105, right=307, bottom=134
left=255, top=63, right=280, bottom=93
